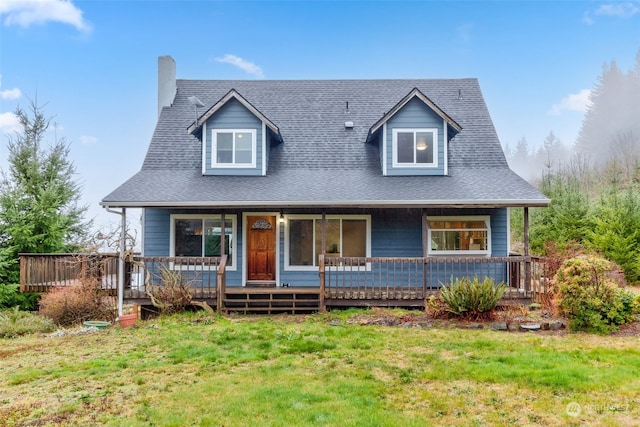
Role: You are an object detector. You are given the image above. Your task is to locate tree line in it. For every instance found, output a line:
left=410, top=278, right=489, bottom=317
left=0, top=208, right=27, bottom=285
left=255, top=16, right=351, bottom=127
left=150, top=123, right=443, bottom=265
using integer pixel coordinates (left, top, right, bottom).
left=509, top=52, right=640, bottom=284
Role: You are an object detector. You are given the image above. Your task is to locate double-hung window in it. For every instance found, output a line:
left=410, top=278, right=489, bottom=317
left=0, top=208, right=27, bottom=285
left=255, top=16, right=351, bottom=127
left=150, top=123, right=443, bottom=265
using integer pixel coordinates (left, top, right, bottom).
left=212, top=129, right=256, bottom=167
left=286, top=215, right=370, bottom=270
left=171, top=214, right=236, bottom=269
left=393, top=128, right=437, bottom=167
left=427, top=216, right=490, bottom=256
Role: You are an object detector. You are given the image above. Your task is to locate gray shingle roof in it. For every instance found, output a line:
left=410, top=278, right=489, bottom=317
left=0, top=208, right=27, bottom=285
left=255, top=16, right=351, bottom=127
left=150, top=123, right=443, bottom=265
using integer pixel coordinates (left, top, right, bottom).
left=102, top=79, right=549, bottom=207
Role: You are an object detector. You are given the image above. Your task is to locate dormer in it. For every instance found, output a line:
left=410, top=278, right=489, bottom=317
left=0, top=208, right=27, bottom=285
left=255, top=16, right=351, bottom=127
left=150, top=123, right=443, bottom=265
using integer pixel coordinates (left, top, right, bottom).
left=187, top=89, right=281, bottom=176
left=367, top=88, right=461, bottom=176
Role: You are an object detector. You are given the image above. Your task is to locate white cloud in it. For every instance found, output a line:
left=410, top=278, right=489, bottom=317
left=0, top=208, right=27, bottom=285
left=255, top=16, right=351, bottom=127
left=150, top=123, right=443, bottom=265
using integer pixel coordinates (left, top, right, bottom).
left=0, top=0, right=91, bottom=32
left=583, top=1, right=639, bottom=24
left=214, top=54, right=265, bottom=79
left=0, top=111, right=21, bottom=134
left=1, top=88, right=22, bottom=100
left=595, top=2, right=639, bottom=18
left=548, top=89, right=592, bottom=116
left=79, top=135, right=97, bottom=145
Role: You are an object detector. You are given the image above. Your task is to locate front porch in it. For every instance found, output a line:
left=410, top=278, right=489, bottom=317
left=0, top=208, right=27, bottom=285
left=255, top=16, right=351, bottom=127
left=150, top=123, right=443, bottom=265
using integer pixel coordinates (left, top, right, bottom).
left=20, top=254, right=550, bottom=314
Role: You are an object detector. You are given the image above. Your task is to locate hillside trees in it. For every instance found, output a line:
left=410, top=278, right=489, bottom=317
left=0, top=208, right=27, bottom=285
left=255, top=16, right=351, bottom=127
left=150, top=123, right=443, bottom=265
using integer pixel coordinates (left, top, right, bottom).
left=522, top=54, right=640, bottom=283
left=0, top=100, right=90, bottom=307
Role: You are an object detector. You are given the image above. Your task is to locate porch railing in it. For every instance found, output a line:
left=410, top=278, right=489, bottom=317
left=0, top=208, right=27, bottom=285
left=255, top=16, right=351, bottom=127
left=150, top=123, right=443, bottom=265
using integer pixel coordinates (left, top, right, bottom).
left=19, top=253, right=120, bottom=293
left=319, top=255, right=551, bottom=306
left=124, top=256, right=226, bottom=303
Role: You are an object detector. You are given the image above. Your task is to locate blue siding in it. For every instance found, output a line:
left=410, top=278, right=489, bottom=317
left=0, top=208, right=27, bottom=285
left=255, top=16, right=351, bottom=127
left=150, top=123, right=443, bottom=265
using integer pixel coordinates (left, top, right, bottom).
left=371, top=209, right=423, bottom=257
left=204, top=99, right=264, bottom=176
left=143, top=207, right=510, bottom=288
left=143, top=208, right=243, bottom=284
left=386, top=98, right=445, bottom=176
left=490, top=207, right=509, bottom=257
left=143, top=208, right=170, bottom=256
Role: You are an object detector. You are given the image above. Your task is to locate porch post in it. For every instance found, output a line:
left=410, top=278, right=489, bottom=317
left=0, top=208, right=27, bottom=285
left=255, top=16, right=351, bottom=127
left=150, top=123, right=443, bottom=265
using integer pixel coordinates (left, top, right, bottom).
left=523, top=207, right=531, bottom=294
left=118, top=208, right=126, bottom=317
left=320, top=211, right=326, bottom=311
left=321, top=211, right=326, bottom=257
left=421, top=209, right=427, bottom=291
left=220, top=213, right=226, bottom=257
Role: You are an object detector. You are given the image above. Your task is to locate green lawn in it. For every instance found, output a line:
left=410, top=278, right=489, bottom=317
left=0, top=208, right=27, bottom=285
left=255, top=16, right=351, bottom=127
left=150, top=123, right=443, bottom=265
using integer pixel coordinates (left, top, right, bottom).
left=1, top=310, right=639, bottom=426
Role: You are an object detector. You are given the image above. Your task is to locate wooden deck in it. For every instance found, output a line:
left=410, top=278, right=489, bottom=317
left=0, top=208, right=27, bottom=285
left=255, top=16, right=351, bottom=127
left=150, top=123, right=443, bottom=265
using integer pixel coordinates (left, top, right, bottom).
left=20, top=254, right=550, bottom=313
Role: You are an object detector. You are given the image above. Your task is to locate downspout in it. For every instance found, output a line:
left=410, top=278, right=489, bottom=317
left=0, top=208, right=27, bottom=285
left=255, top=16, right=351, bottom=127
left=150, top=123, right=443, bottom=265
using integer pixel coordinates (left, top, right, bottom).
left=105, top=207, right=127, bottom=318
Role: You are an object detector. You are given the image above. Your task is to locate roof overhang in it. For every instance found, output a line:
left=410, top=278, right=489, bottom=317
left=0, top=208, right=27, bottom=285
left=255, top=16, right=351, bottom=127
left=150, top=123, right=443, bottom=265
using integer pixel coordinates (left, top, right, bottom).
left=101, top=198, right=550, bottom=209
left=187, top=88, right=280, bottom=135
left=369, top=87, right=463, bottom=136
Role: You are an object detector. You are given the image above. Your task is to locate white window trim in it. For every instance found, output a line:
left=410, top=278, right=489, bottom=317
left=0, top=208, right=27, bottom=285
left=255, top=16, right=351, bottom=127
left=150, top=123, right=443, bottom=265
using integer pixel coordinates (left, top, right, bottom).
left=284, top=214, right=371, bottom=271
left=169, top=214, right=238, bottom=271
left=392, top=128, right=438, bottom=168
left=211, top=129, right=257, bottom=168
left=427, top=215, right=491, bottom=257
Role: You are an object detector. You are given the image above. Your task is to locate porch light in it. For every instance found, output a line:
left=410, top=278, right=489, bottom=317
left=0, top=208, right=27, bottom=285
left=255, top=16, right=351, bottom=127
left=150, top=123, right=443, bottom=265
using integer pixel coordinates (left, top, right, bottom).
left=279, top=212, right=285, bottom=223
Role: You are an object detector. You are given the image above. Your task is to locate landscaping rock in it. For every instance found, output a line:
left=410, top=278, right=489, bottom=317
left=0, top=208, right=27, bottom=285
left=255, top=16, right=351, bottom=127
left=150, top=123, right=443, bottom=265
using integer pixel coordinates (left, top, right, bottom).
left=541, top=322, right=550, bottom=330
left=329, top=320, right=342, bottom=326
left=491, top=322, right=507, bottom=331
left=549, top=321, right=565, bottom=330
left=520, top=323, right=541, bottom=331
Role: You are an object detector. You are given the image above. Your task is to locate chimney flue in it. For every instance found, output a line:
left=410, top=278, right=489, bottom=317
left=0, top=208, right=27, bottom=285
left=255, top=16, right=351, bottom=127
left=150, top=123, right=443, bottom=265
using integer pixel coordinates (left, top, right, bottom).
left=158, top=56, right=177, bottom=118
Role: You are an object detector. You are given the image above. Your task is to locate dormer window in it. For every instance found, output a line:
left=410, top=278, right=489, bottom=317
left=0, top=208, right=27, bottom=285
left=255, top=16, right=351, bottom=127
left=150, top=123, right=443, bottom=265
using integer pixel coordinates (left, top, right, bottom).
left=212, top=129, right=256, bottom=168
left=392, top=128, right=437, bottom=167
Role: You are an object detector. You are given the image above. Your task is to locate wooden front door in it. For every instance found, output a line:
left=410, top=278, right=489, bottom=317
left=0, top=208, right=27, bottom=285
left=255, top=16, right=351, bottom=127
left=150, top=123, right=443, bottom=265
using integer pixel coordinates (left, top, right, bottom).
left=246, top=215, right=276, bottom=282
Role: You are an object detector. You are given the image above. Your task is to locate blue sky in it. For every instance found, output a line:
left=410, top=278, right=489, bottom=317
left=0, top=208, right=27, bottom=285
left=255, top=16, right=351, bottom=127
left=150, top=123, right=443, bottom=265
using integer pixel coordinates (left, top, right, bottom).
left=1, top=0, right=639, bottom=233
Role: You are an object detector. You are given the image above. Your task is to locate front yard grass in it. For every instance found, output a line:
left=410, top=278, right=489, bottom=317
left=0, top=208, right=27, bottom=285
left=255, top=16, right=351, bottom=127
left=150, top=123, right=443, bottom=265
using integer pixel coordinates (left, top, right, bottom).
left=1, top=310, right=639, bottom=426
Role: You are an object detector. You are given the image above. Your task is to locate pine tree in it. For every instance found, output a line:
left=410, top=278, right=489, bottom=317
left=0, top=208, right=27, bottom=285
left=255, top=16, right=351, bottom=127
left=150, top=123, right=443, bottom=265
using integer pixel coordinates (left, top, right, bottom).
left=587, top=186, right=640, bottom=282
left=0, top=100, right=90, bottom=286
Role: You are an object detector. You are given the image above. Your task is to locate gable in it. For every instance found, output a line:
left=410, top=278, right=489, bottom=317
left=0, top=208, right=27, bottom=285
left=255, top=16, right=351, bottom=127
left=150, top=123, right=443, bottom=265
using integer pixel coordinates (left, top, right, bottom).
left=203, top=98, right=265, bottom=176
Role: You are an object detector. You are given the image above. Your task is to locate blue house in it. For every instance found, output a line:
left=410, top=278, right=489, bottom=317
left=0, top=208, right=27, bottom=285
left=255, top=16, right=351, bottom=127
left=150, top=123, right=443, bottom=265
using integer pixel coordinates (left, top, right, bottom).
left=101, top=56, right=549, bottom=313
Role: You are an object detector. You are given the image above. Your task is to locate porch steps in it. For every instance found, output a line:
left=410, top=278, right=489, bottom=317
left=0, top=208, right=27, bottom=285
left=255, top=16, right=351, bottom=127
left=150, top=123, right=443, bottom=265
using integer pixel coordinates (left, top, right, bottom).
left=223, top=287, right=320, bottom=314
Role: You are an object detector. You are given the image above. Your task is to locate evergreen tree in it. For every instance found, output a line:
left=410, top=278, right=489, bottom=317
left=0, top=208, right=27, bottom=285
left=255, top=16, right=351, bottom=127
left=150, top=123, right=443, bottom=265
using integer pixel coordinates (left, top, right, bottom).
left=587, top=186, right=640, bottom=282
left=0, top=100, right=90, bottom=286
left=529, top=163, right=592, bottom=253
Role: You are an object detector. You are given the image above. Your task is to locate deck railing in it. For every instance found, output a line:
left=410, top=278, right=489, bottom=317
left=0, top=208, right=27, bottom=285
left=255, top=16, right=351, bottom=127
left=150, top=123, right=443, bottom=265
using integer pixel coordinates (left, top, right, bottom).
left=123, top=256, right=225, bottom=302
left=320, top=255, right=551, bottom=306
left=20, top=253, right=549, bottom=310
left=19, top=253, right=120, bottom=293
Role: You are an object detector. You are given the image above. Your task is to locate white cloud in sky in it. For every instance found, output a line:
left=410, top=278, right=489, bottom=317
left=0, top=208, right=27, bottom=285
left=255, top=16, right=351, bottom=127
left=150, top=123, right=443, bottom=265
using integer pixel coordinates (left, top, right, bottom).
left=548, top=89, right=592, bottom=116
left=596, top=2, right=639, bottom=18
left=1, top=88, right=22, bottom=100
left=0, top=112, right=21, bottom=134
left=0, top=0, right=91, bottom=32
left=214, top=54, right=265, bottom=79
left=79, top=135, right=97, bottom=145
left=583, top=1, right=639, bottom=24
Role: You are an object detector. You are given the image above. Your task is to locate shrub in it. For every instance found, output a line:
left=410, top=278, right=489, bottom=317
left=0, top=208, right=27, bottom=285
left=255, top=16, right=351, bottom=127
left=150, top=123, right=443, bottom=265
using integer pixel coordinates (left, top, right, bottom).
left=553, top=255, right=640, bottom=333
left=146, top=264, right=193, bottom=315
left=39, top=278, right=116, bottom=326
left=0, top=283, right=40, bottom=311
left=433, top=276, right=507, bottom=320
left=0, top=307, right=56, bottom=338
